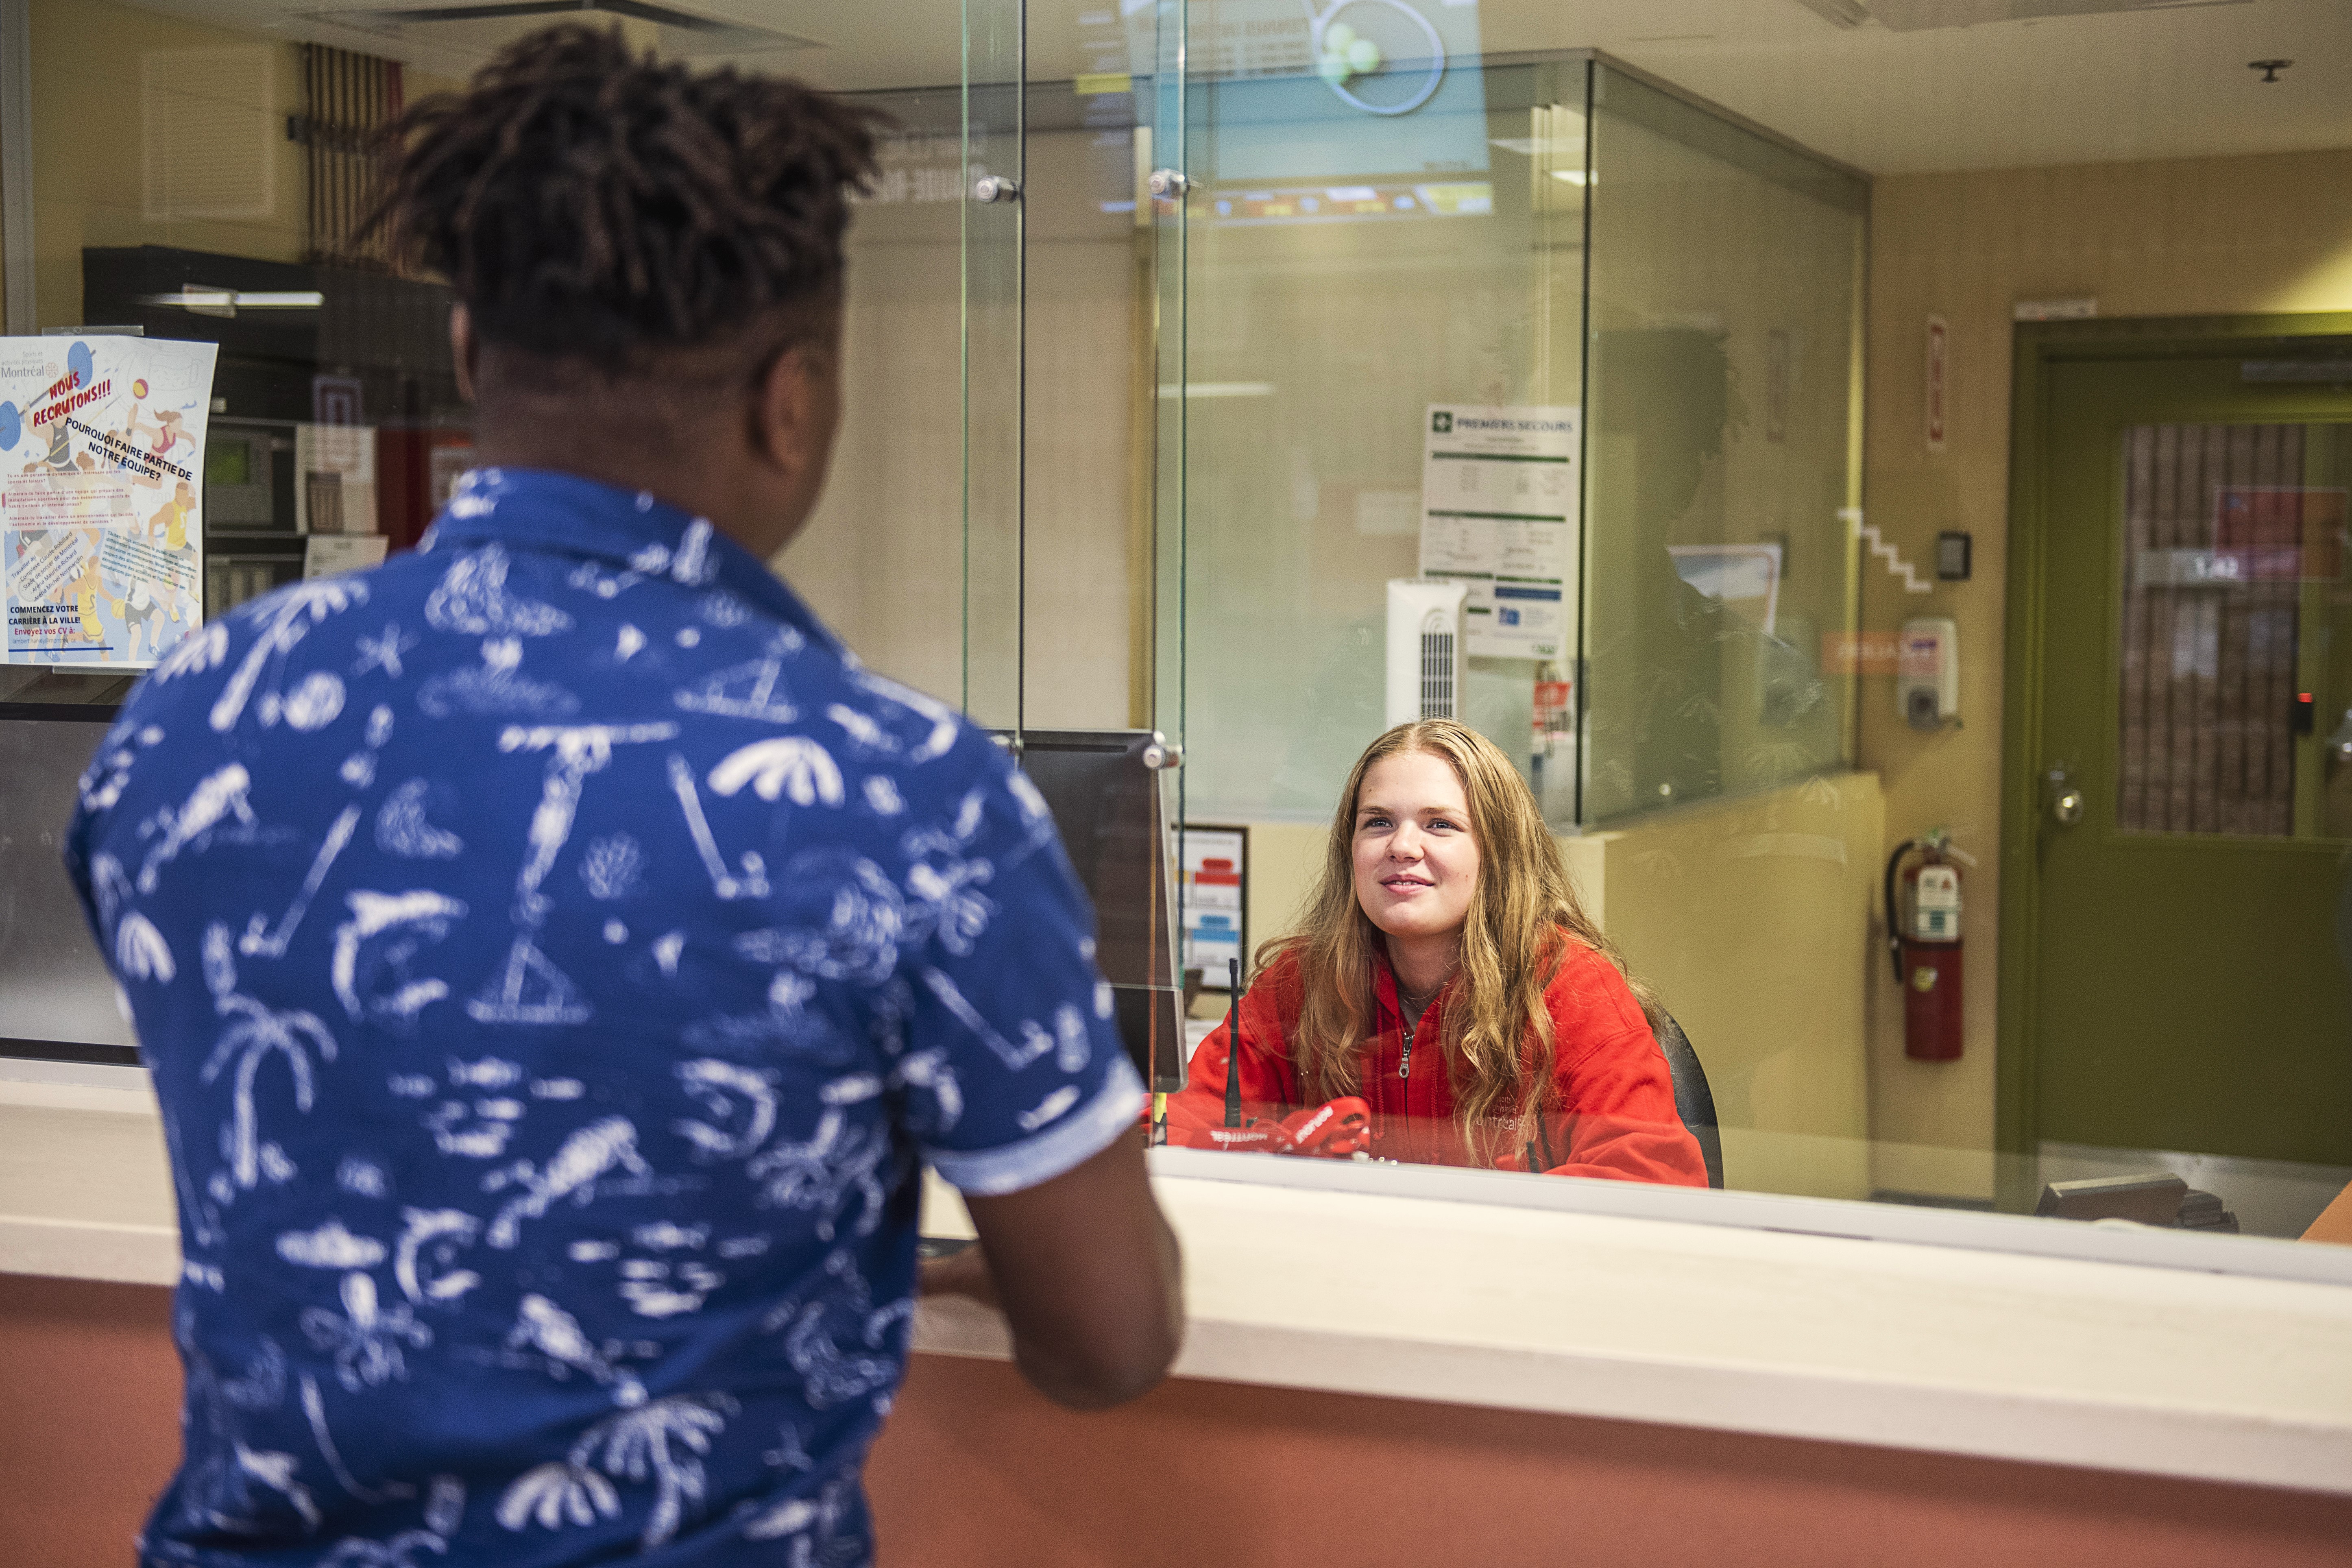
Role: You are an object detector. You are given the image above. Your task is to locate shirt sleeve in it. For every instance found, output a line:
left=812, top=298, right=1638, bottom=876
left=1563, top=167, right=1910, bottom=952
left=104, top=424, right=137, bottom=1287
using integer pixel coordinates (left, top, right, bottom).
left=894, top=744, right=1144, bottom=1197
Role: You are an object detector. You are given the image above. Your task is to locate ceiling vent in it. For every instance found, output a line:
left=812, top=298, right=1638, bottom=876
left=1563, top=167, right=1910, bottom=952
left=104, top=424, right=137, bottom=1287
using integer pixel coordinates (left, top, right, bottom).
left=1794, top=0, right=2246, bottom=28
left=143, top=46, right=278, bottom=222
left=305, top=1, right=820, bottom=58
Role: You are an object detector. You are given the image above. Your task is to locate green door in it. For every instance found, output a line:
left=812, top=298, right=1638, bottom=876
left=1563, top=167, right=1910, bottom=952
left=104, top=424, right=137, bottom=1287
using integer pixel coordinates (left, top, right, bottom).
left=2010, top=325, right=2352, bottom=1182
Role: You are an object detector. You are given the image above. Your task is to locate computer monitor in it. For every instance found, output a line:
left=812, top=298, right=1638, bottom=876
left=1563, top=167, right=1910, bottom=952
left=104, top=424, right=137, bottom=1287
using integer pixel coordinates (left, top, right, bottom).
left=998, top=729, right=1188, bottom=1092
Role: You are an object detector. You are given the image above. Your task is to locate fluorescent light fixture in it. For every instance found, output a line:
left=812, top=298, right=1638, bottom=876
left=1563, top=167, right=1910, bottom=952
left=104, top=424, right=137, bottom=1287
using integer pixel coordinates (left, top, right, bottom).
left=1548, top=169, right=1590, bottom=186
left=316, top=1, right=817, bottom=54
left=1155, top=382, right=1277, bottom=399
left=140, top=287, right=324, bottom=316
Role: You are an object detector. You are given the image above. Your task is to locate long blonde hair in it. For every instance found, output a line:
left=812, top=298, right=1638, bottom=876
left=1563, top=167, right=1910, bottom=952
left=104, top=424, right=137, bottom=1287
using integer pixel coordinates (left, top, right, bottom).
left=1260, top=720, right=1650, bottom=1155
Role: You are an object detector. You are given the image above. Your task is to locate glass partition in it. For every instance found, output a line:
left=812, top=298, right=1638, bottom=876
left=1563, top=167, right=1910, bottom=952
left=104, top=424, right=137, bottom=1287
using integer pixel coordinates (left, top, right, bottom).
left=959, top=6, right=1023, bottom=728
left=1162, top=47, right=1866, bottom=832
left=1581, top=63, right=1864, bottom=823
left=773, top=90, right=964, bottom=705
left=0, top=2, right=1066, bottom=1065
left=1147, top=0, right=2352, bottom=1263
left=1169, top=43, right=1591, bottom=828
left=1153, top=31, right=1878, bottom=1201
left=1, top=0, right=479, bottom=1063
left=5, top=0, right=2352, bottom=1270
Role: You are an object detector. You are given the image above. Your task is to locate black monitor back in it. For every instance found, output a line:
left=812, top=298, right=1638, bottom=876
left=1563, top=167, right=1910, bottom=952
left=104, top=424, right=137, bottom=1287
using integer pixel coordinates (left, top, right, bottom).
left=1002, top=730, right=1186, bottom=1091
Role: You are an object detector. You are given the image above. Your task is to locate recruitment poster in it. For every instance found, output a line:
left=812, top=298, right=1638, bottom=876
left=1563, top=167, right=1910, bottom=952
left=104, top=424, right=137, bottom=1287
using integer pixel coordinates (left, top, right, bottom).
left=1419, top=403, right=1579, bottom=660
left=0, top=336, right=218, bottom=667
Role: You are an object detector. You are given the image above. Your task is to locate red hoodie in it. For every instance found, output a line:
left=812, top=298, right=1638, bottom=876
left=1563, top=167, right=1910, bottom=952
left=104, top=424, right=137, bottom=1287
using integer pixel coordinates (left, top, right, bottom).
left=1168, top=938, right=1708, bottom=1185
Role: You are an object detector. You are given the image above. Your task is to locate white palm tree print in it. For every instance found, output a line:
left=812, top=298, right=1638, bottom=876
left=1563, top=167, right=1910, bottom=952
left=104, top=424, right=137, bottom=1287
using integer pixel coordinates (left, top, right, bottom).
left=199, top=924, right=338, bottom=1190
left=498, top=1393, right=737, bottom=1549
left=496, top=1460, right=619, bottom=1532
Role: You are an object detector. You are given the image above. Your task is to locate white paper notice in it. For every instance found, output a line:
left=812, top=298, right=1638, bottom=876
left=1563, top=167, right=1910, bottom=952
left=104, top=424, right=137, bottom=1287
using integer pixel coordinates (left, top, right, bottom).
left=295, top=422, right=379, bottom=536
left=1420, top=403, right=1579, bottom=659
left=0, top=335, right=218, bottom=667
left=304, top=534, right=389, bottom=579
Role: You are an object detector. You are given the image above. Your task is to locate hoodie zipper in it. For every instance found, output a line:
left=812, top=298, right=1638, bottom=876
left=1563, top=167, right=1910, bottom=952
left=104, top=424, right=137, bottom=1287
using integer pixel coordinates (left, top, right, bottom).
left=1398, top=1010, right=1415, bottom=1079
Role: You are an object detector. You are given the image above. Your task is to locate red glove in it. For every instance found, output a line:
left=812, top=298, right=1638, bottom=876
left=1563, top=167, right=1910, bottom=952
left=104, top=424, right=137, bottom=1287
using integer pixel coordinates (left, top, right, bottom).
left=1275, top=1097, right=1371, bottom=1158
left=1164, top=1119, right=1295, bottom=1154
left=1167, top=1098, right=1371, bottom=1159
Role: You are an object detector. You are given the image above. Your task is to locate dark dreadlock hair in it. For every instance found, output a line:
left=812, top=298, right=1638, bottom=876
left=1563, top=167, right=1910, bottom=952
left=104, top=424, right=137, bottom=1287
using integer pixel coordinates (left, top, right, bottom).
left=370, top=24, right=883, bottom=378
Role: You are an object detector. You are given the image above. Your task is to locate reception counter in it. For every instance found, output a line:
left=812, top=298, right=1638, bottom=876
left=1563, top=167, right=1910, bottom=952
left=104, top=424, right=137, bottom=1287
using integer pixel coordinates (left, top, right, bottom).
left=7, top=1067, right=2352, bottom=1567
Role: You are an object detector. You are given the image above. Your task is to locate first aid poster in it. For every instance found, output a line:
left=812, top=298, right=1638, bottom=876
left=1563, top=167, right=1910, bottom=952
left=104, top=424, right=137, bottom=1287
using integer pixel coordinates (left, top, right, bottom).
left=1419, top=403, right=1579, bottom=661
left=0, top=336, right=218, bottom=667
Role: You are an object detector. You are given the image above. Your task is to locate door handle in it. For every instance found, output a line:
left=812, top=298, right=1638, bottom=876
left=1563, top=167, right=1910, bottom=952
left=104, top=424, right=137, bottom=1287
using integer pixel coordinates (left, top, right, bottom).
left=2325, top=709, right=2352, bottom=776
left=2045, top=763, right=2084, bottom=827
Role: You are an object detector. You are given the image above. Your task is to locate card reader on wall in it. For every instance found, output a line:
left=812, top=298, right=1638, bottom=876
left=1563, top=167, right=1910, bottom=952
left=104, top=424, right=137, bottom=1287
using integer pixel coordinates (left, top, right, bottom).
left=1387, top=578, right=1467, bottom=727
left=1898, top=616, right=1959, bottom=730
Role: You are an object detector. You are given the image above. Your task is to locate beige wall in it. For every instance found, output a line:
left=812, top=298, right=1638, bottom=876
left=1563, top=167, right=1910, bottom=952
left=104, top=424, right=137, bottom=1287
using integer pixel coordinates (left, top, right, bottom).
left=1574, top=772, right=1881, bottom=1199
left=1859, top=147, right=2352, bottom=1199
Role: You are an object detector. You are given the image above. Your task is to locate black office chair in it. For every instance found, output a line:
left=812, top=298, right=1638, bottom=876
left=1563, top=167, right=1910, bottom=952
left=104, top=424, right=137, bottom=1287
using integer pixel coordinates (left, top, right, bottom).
left=1653, top=1012, right=1724, bottom=1191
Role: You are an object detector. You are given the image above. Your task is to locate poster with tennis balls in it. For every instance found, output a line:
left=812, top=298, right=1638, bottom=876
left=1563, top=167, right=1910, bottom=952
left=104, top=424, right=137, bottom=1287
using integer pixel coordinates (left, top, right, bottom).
left=0, top=335, right=218, bottom=667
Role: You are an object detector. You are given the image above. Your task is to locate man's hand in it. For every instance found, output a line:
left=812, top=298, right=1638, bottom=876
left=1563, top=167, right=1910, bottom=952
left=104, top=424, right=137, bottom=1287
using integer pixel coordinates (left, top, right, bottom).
left=947, top=1130, right=1181, bottom=1411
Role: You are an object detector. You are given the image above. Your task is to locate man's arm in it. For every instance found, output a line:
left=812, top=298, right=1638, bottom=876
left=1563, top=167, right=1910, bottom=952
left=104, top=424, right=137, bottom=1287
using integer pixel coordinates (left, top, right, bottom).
left=921, top=1131, right=1182, bottom=1410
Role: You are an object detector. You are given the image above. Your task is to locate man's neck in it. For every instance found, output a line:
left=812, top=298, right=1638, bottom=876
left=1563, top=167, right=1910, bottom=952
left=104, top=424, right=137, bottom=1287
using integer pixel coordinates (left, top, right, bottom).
left=471, top=430, right=769, bottom=550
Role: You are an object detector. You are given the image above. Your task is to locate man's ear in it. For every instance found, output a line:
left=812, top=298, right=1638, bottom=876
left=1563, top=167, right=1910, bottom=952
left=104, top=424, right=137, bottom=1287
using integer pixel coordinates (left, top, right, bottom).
left=449, top=304, right=478, bottom=403
left=752, top=338, right=837, bottom=477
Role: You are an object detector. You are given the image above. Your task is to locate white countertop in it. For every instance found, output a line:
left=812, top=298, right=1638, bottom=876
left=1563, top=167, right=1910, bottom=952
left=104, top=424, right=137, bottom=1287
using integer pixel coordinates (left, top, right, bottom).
left=8, top=1071, right=2352, bottom=1496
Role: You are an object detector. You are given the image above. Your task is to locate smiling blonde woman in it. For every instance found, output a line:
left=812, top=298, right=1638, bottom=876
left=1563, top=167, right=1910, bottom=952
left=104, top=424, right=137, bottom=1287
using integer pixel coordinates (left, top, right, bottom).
left=1168, top=719, right=1707, bottom=1183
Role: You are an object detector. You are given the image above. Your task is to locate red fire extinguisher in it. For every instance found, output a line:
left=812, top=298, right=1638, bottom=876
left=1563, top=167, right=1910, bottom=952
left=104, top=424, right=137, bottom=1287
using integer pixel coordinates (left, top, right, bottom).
left=1885, top=830, right=1964, bottom=1062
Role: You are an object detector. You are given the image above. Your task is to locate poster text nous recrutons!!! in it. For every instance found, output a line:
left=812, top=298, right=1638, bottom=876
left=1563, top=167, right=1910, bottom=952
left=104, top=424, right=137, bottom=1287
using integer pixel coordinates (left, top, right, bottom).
left=0, top=336, right=218, bottom=668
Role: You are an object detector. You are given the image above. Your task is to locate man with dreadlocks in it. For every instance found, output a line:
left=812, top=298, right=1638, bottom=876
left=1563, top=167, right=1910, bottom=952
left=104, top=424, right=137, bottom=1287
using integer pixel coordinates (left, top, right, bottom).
left=67, top=25, right=1180, bottom=1568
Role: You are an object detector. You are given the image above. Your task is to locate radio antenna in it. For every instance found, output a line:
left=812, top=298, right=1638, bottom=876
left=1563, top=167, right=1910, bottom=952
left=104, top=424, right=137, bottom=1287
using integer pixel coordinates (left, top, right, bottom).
left=1223, top=957, right=1245, bottom=1129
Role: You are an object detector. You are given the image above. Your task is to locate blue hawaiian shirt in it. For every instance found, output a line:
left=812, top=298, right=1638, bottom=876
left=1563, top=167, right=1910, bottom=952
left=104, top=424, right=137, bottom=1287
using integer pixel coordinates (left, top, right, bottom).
left=65, top=467, right=1144, bottom=1568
